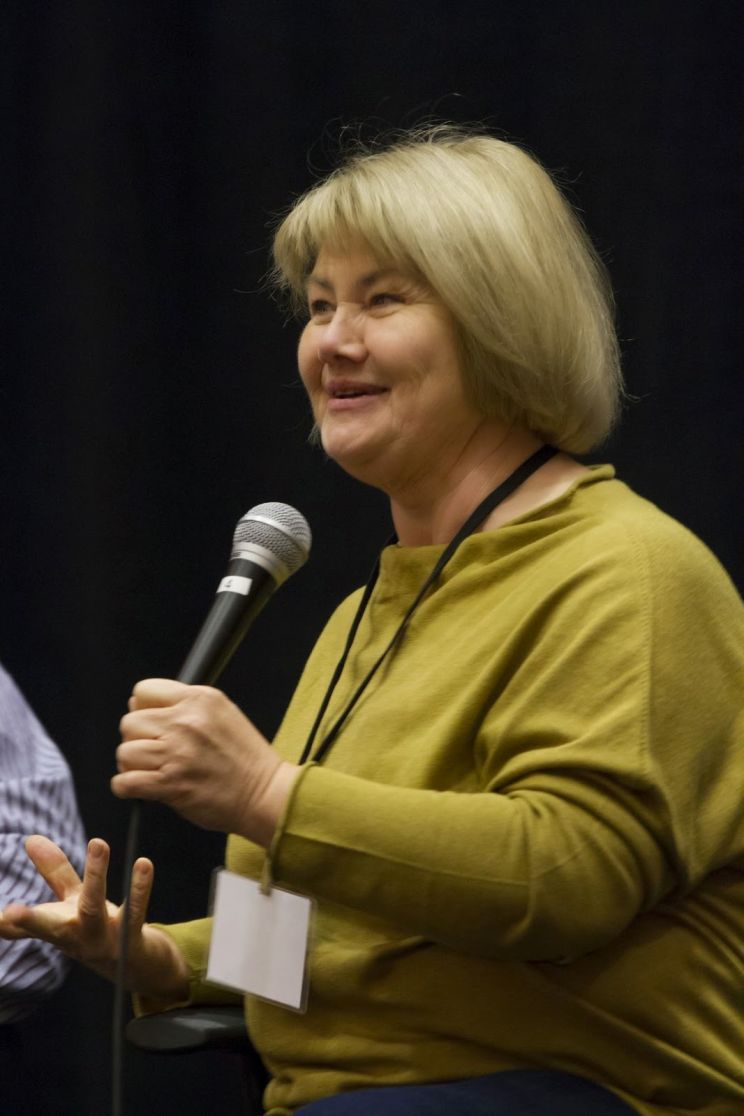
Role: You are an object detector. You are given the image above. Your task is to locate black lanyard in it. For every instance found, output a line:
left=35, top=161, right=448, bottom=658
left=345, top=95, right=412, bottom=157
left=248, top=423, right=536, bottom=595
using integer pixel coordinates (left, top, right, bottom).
left=298, top=443, right=558, bottom=766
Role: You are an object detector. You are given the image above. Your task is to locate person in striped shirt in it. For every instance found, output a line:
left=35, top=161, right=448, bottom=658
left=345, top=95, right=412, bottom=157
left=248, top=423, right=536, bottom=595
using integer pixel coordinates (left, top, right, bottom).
left=0, top=663, right=86, bottom=1023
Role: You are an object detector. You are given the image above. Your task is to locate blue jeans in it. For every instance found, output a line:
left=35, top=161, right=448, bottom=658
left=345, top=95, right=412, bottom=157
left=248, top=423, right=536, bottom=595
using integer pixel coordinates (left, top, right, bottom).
left=295, top=1070, right=638, bottom=1114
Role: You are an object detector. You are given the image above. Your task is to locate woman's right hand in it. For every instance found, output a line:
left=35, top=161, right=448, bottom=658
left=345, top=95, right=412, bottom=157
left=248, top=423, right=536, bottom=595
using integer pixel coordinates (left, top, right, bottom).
left=0, top=835, right=189, bottom=1001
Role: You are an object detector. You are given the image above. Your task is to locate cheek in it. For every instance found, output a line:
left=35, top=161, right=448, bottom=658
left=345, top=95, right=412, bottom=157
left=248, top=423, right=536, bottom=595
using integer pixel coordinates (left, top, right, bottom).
left=297, top=329, right=320, bottom=393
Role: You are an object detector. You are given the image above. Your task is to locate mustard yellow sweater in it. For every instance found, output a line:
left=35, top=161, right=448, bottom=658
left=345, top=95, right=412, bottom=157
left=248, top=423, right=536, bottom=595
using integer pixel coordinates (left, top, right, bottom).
left=159, top=467, right=744, bottom=1116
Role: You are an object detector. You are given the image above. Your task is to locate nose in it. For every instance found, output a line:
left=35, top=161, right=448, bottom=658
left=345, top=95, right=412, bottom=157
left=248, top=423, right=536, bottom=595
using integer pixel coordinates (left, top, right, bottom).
left=316, top=304, right=367, bottom=365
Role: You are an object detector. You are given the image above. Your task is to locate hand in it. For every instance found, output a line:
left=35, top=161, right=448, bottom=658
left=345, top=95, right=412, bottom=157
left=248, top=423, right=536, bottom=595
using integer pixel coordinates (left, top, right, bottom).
left=0, top=836, right=187, bottom=999
left=113, top=679, right=300, bottom=846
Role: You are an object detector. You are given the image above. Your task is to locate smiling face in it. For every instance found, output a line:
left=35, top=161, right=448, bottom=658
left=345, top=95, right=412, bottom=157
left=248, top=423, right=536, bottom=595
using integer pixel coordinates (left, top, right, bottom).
left=297, top=246, right=486, bottom=496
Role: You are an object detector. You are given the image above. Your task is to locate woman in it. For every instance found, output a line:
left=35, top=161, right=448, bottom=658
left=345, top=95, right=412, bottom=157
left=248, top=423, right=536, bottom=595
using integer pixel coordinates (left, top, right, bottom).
left=1, top=128, right=743, bottom=1116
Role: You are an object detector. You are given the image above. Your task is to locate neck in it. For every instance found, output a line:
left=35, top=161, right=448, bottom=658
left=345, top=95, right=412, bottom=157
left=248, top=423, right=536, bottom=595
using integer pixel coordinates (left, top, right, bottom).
left=389, top=426, right=549, bottom=546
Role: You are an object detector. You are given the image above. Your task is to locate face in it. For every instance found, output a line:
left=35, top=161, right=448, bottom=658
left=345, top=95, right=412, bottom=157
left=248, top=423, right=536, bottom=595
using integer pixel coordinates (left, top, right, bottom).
left=298, top=246, right=484, bottom=495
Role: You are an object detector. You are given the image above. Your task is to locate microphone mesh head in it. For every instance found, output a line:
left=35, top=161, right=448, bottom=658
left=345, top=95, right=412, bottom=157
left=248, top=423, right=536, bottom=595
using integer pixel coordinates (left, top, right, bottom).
left=232, top=502, right=312, bottom=576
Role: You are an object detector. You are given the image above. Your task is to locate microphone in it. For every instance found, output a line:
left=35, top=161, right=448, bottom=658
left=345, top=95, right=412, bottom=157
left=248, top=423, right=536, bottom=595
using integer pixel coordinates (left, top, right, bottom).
left=177, top=502, right=312, bottom=686
left=112, top=504, right=311, bottom=1116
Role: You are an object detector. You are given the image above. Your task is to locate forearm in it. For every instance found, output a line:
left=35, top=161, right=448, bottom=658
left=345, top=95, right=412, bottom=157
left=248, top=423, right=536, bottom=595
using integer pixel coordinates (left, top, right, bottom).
left=270, top=764, right=672, bottom=960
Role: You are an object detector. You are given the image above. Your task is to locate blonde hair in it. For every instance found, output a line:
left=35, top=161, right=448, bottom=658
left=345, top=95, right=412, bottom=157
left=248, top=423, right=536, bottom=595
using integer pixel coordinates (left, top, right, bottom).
left=271, top=127, right=623, bottom=452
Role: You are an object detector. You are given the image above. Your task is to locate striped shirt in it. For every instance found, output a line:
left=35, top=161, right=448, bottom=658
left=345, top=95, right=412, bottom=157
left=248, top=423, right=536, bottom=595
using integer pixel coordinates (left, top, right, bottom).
left=0, top=665, right=86, bottom=1023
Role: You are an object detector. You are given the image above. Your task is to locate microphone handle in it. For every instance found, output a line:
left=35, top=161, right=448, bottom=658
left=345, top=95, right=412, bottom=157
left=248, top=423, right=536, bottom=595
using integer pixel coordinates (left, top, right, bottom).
left=178, top=557, right=277, bottom=685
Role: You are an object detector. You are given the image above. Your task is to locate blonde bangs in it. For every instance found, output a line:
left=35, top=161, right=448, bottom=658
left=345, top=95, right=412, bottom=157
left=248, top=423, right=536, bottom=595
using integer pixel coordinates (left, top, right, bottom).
left=271, top=152, right=446, bottom=306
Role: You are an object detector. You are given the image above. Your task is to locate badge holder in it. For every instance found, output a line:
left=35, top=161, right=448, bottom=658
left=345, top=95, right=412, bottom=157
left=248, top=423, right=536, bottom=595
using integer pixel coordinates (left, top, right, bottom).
left=206, top=857, right=313, bottom=1013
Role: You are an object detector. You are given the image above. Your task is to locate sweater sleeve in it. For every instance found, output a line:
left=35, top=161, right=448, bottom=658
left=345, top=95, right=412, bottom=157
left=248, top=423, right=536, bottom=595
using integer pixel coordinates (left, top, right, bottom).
left=132, top=917, right=242, bottom=1017
left=268, top=520, right=744, bottom=962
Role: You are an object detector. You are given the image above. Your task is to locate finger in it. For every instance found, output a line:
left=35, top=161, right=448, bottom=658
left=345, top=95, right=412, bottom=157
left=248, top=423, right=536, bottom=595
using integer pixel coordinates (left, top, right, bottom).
left=0, top=903, right=36, bottom=939
left=0, top=896, right=74, bottom=945
left=116, top=738, right=168, bottom=772
left=24, top=834, right=83, bottom=900
left=77, top=839, right=111, bottom=925
left=127, top=858, right=154, bottom=935
left=119, top=706, right=172, bottom=741
left=111, top=769, right=172, bottom=803
left=129, top=678, right=192, bottom=711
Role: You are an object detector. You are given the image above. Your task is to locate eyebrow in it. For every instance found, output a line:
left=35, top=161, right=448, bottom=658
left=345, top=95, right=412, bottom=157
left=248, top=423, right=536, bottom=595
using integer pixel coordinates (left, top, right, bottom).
left=305, top=267, right=403, bottom=292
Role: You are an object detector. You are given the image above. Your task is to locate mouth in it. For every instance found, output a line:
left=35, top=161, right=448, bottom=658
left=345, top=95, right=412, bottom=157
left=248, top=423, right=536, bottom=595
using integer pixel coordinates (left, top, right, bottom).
left=326, top=381, right=387, bottom=399
left=324, top=381, right=389, bottom=411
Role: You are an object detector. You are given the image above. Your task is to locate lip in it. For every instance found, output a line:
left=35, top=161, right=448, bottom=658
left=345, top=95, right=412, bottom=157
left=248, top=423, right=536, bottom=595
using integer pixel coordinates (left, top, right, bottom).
left=324, top=379, right=389, bottom=412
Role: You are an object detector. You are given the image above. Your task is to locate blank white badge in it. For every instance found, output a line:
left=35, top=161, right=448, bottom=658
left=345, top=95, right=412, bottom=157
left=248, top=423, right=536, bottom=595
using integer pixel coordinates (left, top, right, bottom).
left=207, top=869, right=313, bottom=1012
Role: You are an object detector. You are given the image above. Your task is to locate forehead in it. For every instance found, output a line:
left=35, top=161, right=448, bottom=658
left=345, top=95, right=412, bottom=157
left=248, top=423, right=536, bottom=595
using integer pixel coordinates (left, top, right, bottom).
left=306, top=246, right=407, bottom=291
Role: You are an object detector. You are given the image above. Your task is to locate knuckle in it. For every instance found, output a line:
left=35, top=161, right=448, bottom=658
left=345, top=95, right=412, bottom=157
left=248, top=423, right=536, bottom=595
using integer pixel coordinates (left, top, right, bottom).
left=192, top=685, right=223, bottom=712
left=179, top=710, right=204, bottom=735
left=178, top=705, right=212, bottom=738
left=77, top=899, right=100, bottom=922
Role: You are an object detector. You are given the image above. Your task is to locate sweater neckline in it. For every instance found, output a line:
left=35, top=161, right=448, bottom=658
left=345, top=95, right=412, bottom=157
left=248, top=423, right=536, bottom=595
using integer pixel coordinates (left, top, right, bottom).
left=374, top=463, right=616, bottom=595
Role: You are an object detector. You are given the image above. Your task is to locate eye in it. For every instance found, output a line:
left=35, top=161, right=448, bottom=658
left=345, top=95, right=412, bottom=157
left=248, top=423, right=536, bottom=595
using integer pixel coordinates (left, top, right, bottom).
left=369, top=292, right=401, bottom=308
left=308, top=298, right=334, bottom=319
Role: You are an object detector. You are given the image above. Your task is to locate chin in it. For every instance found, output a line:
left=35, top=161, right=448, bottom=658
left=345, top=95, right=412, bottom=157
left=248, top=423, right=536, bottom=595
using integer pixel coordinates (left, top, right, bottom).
left=320, top=431, right=384, bottom=485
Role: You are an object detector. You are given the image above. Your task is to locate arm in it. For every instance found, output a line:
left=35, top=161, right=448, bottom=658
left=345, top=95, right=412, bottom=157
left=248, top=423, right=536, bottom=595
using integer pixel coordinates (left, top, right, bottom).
left=262, top=519, right=744, bottom=960
left=267, top=763, right=672, bottom=961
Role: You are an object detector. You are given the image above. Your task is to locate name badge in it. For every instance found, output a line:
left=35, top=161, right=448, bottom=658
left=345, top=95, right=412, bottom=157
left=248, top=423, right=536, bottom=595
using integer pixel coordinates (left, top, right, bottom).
left=206, top=869, right=312, bottom=1012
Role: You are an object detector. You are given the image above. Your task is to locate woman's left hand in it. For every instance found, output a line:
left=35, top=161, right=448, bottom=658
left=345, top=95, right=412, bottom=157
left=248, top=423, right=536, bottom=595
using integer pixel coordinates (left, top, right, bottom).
left=113, top=679, right=300, bottom=846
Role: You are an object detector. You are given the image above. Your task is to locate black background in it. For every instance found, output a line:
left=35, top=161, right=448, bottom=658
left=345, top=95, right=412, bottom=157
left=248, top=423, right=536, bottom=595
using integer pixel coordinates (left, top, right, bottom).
left=1, top=2, right=741, bottom=1113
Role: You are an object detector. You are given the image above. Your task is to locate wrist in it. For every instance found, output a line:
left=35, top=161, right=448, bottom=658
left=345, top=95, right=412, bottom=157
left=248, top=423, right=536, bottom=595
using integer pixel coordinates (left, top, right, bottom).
left=247, top=761, right=301, bottom=848
left=136, top=925, right=190, bottom=1000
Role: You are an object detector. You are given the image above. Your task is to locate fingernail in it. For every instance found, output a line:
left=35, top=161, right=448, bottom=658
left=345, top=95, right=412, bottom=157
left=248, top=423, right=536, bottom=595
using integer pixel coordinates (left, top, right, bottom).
left=89, top=840, right=104, bottom=859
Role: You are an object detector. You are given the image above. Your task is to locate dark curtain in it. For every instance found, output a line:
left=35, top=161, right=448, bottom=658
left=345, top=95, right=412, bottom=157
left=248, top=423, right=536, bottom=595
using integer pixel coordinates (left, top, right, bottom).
left=1, top=2, right=741, bottom=1113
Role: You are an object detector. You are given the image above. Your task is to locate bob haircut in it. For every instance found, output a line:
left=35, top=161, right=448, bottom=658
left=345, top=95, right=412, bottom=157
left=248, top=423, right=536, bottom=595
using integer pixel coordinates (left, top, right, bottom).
left=271, top=127, right=623, bottom=452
